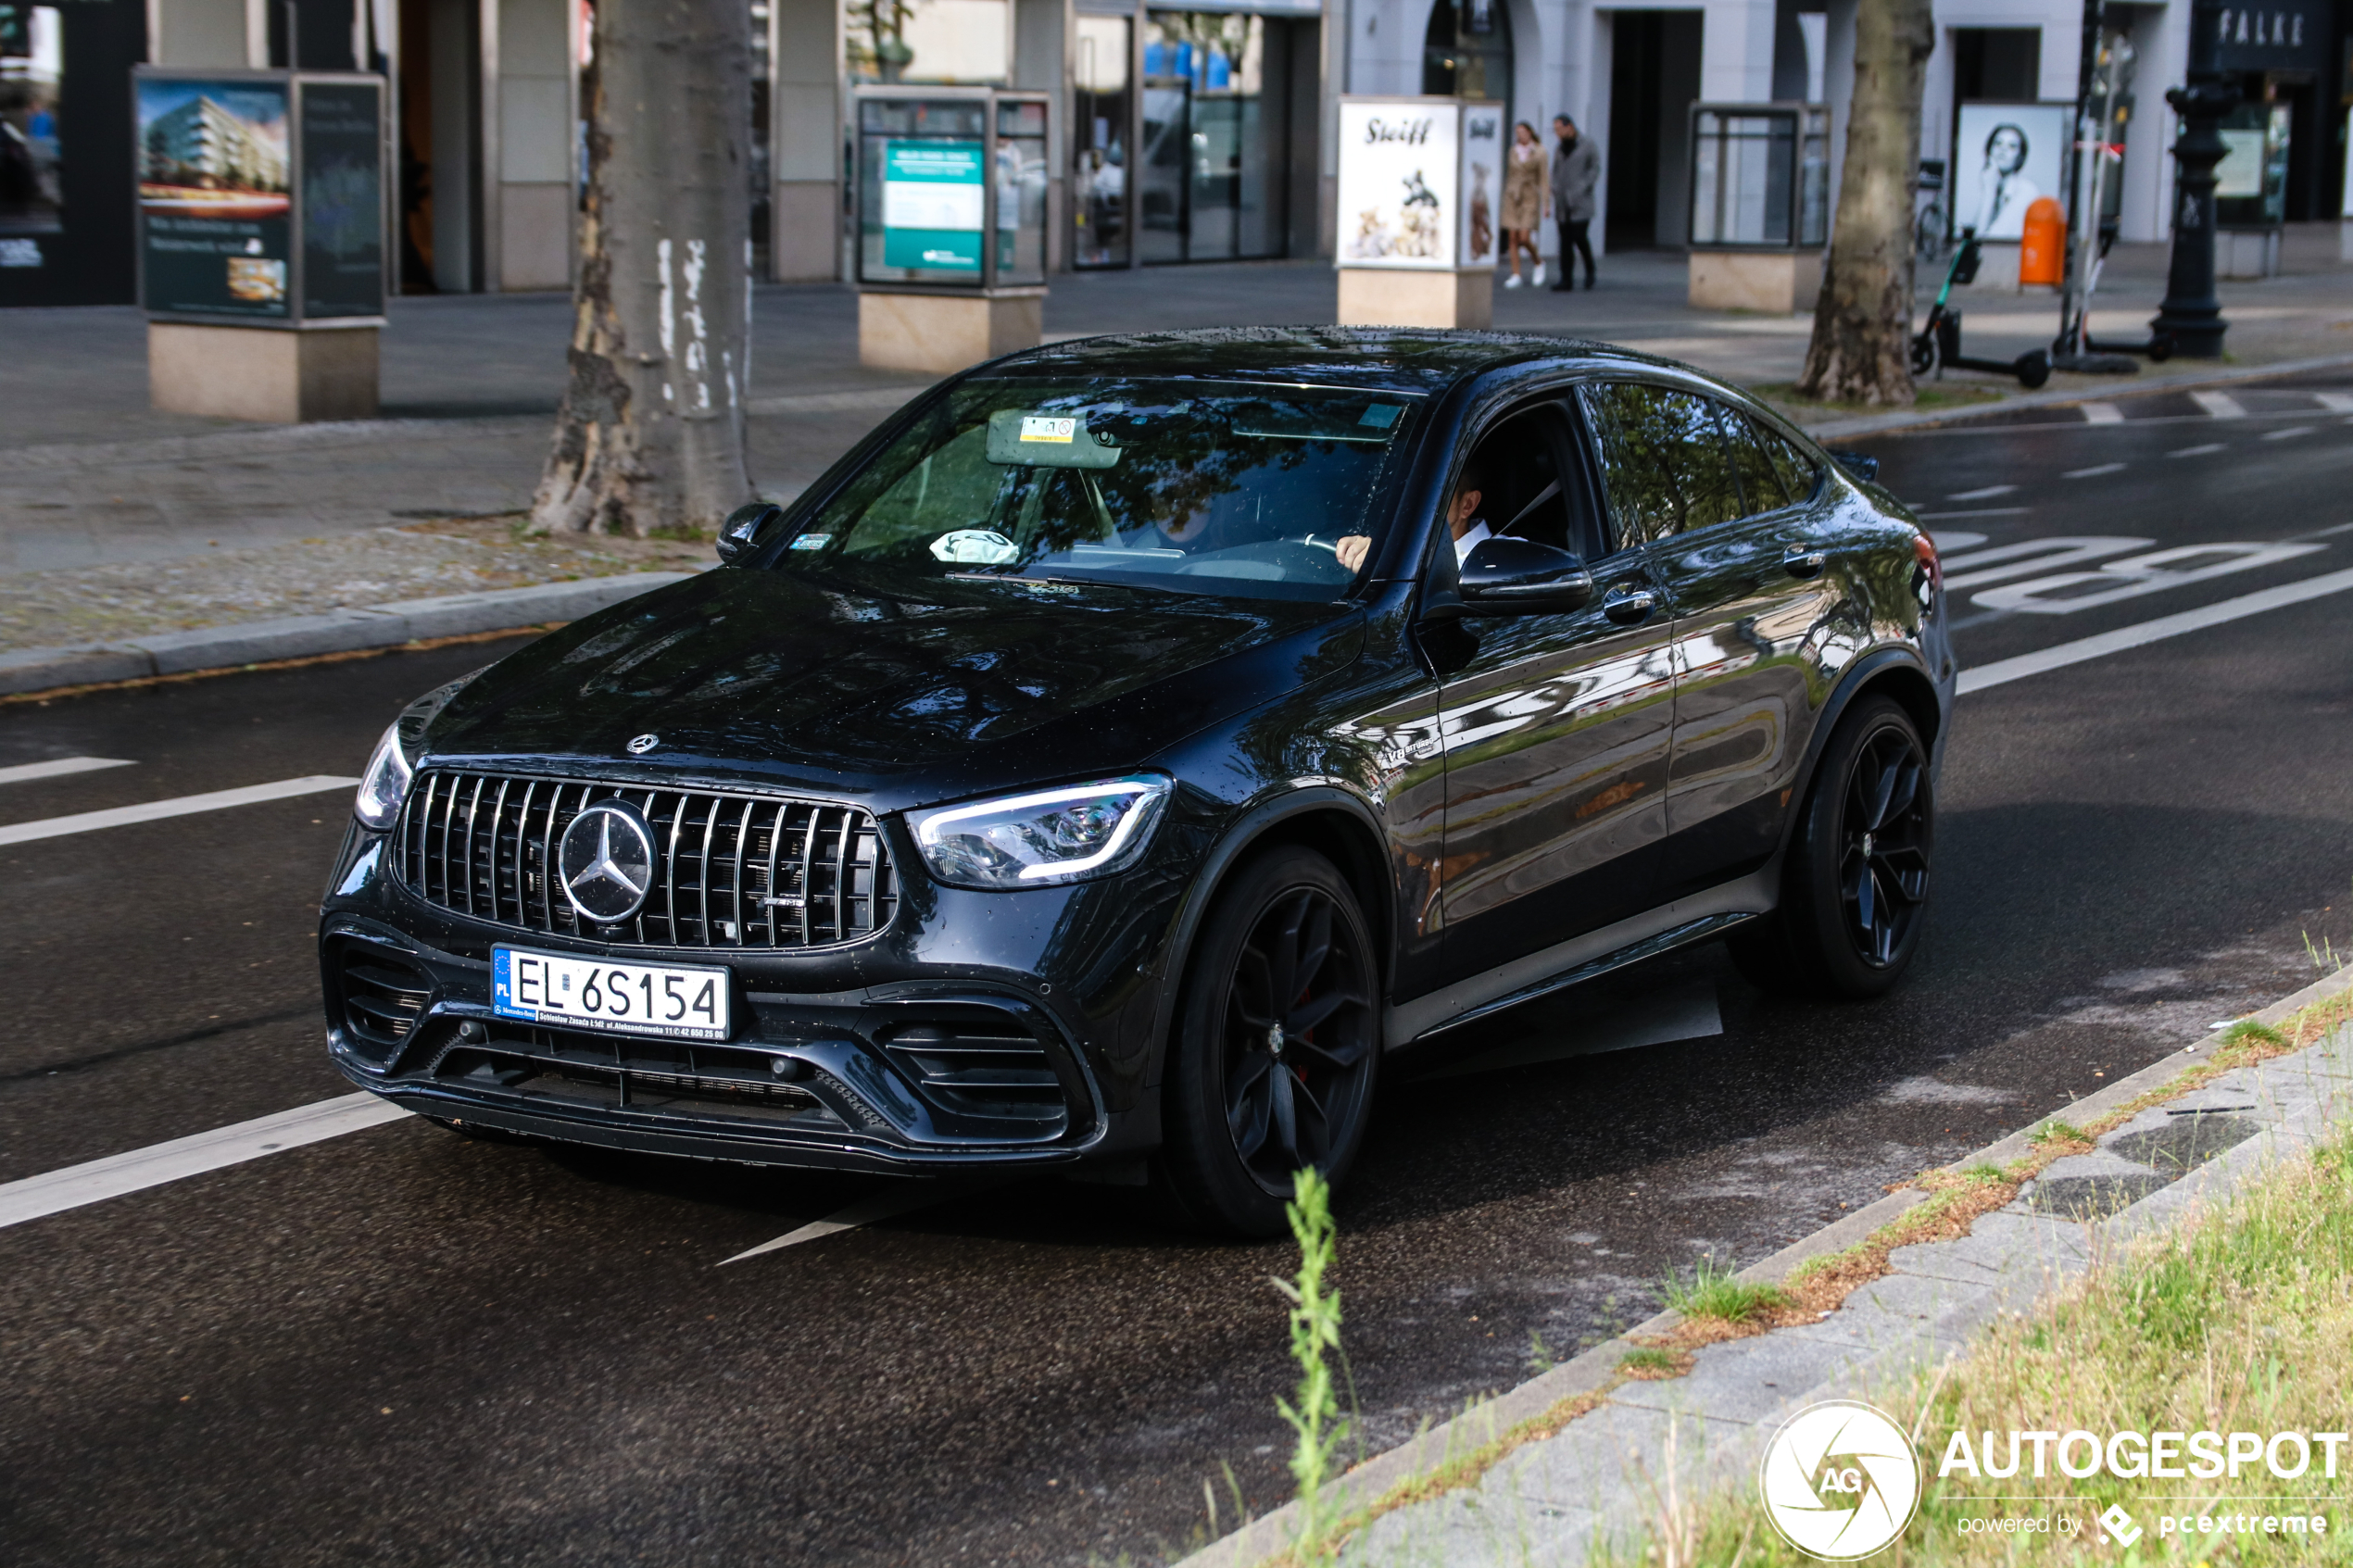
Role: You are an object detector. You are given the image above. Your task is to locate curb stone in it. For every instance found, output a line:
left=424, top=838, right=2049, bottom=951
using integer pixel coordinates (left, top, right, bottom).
left=0, top=571, right=694, bottom=696
left=1176, top=964, right=2353, bottom=1568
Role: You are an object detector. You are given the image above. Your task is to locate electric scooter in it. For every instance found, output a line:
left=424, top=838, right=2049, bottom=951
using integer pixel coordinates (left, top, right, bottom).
left=1911, top=231, right=2055, bottom=389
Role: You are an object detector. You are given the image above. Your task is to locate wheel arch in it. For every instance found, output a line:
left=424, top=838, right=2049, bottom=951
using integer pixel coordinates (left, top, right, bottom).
left=1778, top=649, right=1945, bottom=859
left=1142, top=786, right=1397, bottom=1089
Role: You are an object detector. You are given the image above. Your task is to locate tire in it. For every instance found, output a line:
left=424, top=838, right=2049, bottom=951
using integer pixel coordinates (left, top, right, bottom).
left=2014, top=349, right=2053, bottom=390
left=1153, top=847, right=1381, bottom=1236
left=1729, top=695, right=1933, bottom=1000
left=1908, top=327, right=1939, bottom=378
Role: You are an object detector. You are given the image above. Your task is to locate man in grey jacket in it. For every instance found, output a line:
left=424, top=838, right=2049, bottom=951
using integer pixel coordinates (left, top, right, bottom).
left=1550, top=116, right=1600, bottom=291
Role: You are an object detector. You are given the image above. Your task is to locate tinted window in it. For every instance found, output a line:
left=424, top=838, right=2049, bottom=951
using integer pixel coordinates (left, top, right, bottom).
left=1579, top=383, right=1746, bottom=546
left=1471, top=406, right=1580, bottom=555
left=1719, top=408, right=1793, bottom=517
left=780, top=379, right=1423, bottom=601
left=1754, top=419, right=1821, bottom=503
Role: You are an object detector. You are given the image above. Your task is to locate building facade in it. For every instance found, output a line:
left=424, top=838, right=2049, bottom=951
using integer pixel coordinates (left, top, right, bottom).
left=2, top=0, right=2345, bottom=306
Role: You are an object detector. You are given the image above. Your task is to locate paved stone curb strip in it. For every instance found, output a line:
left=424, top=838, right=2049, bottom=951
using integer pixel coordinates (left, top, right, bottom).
left=0, top=573, right=692, bottom=696
left=1176, top=964, right=2353, bottom=1568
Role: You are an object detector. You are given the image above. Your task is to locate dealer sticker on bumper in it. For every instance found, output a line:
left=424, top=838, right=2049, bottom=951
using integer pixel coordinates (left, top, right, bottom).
left=492, top=946, right=732, bottom=1042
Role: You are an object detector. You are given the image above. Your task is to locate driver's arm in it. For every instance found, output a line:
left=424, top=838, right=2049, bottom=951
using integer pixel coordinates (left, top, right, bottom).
left=1336, top=535, right=1370, bottom=572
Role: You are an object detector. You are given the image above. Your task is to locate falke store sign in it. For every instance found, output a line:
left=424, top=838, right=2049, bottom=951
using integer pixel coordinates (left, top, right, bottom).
left=2211, top=0, right=2327, bottom=69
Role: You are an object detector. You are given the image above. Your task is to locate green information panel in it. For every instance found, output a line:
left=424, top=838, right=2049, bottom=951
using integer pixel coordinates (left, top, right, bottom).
left=881, top=140, right=983, bottom=271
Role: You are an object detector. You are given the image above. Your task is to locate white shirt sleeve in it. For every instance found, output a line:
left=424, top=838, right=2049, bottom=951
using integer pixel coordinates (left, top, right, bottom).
left=1453, top=521, right=1493, bottom=565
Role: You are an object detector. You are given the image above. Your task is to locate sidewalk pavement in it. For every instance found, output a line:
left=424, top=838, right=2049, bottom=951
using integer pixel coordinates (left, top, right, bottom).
left=2, top=230, right=2346, bottom=679
left=1176, top=963, right=2353, bottom=1568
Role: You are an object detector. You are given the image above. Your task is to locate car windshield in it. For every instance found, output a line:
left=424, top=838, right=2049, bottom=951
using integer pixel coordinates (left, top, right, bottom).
left=771, top=378, right=1425, bottom=601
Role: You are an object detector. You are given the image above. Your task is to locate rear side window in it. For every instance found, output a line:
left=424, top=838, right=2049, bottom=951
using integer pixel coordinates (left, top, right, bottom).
left=1752, top=418, right=1821, bottom=504
left=1578, top=383, right=1745, bottom=546
left=1719, top=408, right=1793, bottom=517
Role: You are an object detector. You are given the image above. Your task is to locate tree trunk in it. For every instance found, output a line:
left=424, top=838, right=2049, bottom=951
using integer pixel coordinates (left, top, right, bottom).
left=1794, top=0, right=1936, bottom=406
left=531, top=0, right=755, bottom=535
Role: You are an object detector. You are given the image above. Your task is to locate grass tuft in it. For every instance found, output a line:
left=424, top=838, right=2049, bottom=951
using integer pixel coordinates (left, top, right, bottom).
left=2028, top=1118, right=2088, bottom=1148
left=1617, top=1346, right=1692, bottom=1379
left=1659, top=1257, right=1792, bottom=1324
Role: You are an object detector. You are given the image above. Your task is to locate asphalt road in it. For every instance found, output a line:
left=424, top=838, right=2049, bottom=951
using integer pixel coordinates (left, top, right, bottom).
left=4, top=376, right=2351, bottom=1567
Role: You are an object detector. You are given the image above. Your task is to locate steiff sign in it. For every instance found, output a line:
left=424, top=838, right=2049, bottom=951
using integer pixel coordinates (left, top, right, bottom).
left=134, top=69, right=385, bottom=325
left=1335, top=98, right=1504, bottom=272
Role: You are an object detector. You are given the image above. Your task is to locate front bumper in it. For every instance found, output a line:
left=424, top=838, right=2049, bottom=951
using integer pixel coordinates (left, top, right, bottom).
left=320, top=813, right=1190, bottom=1173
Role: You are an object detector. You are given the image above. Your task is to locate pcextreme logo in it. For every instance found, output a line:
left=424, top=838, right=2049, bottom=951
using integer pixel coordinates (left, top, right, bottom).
left=1759, top=1400, right=1923, bottom=1561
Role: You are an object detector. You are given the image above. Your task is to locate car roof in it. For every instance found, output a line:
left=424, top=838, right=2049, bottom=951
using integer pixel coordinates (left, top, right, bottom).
left=975, top=325, right=1674, bottom=395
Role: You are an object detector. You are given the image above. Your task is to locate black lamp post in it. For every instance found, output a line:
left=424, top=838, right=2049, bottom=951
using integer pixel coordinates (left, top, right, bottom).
left=2151, top=0, right=2234, bottom=357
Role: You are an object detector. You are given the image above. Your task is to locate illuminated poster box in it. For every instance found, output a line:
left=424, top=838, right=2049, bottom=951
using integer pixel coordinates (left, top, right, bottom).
left=1335, top=97, right=1505, bottom=273
left=134, top=69, right=385, bottom=325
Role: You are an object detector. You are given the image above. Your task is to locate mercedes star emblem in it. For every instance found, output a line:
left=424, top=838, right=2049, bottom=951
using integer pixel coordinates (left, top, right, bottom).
left=626, top=734, right=660, bottom=755
left=558, top=800, right=657, bottom=923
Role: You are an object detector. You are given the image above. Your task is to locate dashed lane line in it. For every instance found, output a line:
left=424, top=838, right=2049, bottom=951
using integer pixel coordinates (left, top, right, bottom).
left=2262, top=426, right=2316, bottom=440
left=2064, top=462, right=2128, bottom=479
left=2318, top=394, right=2353, bottom=415
left=0, top=757, right=134, bottom=785
left=2081, top=402, right=2125, bottom=424
left=0, top=1094, right=411, bottom=1232
left=2168, top=443, right=2226, bottom=458
left=2190, top=391, right=2248, bottom=420
left=0, top=775, right=359, bottom=846
left=1959, top=565, right=2353, bottom=694
left=719, top=1177, right=1017, bottom=1265
left=1946, top=484, right=2019, bottom=502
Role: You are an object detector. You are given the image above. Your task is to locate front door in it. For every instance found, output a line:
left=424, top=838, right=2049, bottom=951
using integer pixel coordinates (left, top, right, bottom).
left=1434, top=402, right=1679, bottom=976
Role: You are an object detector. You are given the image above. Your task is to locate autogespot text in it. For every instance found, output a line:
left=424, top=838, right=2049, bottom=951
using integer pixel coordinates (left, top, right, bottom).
left=1939, top=1427, right=2350, bottom=1481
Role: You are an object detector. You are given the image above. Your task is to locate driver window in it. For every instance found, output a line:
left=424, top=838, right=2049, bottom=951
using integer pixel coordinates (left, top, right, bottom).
left=1463, top=405, right=1592, bottom=558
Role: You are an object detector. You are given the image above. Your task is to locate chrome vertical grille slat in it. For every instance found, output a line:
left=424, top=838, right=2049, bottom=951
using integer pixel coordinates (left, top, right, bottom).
left=396, top=770, right=895, bottom=949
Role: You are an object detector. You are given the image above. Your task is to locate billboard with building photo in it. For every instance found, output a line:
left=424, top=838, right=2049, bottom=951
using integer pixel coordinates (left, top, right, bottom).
left=136, top=73, right=292, bottom=317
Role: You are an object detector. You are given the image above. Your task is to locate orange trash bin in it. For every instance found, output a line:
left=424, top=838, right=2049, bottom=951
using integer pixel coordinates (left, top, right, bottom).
left=2020, top=196, right=2066, bottom=286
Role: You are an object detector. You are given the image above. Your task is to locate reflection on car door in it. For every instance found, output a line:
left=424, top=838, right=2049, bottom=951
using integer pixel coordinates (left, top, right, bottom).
left=1435, top=403, right=1678, bottom=976
left=1649, top=397, right=1841, bottom=897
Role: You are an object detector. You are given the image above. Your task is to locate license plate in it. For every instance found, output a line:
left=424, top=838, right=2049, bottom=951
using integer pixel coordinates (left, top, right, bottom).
left=492, top=947, right=732, bottom=1042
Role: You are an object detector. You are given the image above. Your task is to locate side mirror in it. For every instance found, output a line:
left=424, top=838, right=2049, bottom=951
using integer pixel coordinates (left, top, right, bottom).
left=1826, top=448, right=1881, bottom=482
left=715, top=502, right=784, bottom=565
left=1458, top=537, right=1594, bottom=615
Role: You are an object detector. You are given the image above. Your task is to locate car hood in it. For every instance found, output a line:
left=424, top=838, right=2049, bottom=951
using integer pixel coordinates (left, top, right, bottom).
left=420, top=566, right=1364, bottom=811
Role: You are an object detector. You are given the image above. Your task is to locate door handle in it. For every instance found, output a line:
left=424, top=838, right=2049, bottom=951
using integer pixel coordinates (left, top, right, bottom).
left=1781, top=548, right=1828, bottom=579
left=1601, top=586, right=1657, bottom=625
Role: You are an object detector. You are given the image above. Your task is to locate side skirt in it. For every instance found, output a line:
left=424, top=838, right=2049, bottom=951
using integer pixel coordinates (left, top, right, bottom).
left=1381, top=867, right=1777, bottom=1050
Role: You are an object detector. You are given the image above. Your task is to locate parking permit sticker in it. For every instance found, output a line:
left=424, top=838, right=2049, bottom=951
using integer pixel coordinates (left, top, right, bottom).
left=1020, top=416, right=1076, bottom=444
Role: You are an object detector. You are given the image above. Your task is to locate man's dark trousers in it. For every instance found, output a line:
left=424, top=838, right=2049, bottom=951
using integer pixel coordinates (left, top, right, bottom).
left=1555, top=217, right=1595, bottom=288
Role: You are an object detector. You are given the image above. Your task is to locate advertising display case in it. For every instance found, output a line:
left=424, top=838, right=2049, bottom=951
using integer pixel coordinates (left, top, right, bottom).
left=1332, top=95, right=1504, bottom=329
left=1684, top=102, right=1829, bottom=313
left=133, top=68, right=387, bottom=421
left=853, top=85, right=1049, bottom=371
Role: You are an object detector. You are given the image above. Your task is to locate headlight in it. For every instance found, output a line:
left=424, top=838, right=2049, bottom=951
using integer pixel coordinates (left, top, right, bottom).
left=353, top=721, right=412, bottom=832
left=911, top=775, right=1173, bottom=890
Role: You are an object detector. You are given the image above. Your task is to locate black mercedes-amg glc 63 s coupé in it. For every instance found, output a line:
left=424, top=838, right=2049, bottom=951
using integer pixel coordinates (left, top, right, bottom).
left=321, top=328, right=1956, bottom=1235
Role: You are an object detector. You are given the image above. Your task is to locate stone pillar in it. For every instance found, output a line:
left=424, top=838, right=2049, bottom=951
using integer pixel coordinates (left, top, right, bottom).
left=858, top=290, right=1046, bottom=374
left=1335, top=268, right=1495, bottom=330
left=149, top=323, right=381, bottom=422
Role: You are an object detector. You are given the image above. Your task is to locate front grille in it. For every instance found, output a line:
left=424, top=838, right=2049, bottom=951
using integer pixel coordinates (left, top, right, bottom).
left=399, top=771, right=897, bottom=949
left=430, top=1023, right=846, bottom=1129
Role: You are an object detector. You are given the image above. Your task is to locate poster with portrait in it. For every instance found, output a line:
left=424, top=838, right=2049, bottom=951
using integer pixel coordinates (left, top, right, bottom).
left=1951, top=102, right=2070, bottom=241
left=1337, top=97, right=1460, bottom=269
left=137, top=73, right=293, bottom=318
left=1456, top=103, right=1504, bottom=267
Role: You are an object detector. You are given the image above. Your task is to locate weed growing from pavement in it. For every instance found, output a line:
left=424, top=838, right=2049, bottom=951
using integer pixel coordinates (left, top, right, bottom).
left=1617, top=1347, right=1691, bottom=1379
left=2029, top=1117, right=2090, bottom=1149
left=1273, top=1167, right=1349, bottom=1556
left=1589, top=1115, right=2353, bottom=1566
left=1658, top=1258, right=1791, bottom=1325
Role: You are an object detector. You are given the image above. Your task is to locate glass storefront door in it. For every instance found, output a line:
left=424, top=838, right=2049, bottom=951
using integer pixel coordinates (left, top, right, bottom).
left=1125, top=10, right=1290, bottom=265
left=1073, top=14, right=1130, bottom=266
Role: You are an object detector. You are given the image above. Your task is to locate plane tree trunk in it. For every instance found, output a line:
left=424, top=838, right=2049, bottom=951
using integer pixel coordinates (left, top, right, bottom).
left=530, top=0, right=755, bottom=535
left=1794, top=0, right=1936, bottom=406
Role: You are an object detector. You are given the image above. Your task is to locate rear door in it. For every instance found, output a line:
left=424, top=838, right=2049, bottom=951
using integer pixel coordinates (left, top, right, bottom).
left=1434, top=398, right=1678, bottom=976
left=1646, top=395, right=1840, bottom=897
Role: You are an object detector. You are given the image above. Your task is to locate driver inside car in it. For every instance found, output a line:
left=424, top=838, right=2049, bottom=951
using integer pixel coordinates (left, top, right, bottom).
left=1333, top=455, right=1490, bottom=575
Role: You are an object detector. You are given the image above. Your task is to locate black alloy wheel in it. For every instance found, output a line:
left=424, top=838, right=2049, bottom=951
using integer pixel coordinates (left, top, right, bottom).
left=1730, top=695, right=1934, bottom=999
left=1156, top=847, right=1380, bottom=1236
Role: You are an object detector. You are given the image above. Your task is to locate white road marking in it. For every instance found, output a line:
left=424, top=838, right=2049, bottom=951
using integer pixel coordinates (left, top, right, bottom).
left=2309, top=521, right=2353, bottom=538
left=2064, top=462, right=2128, bottom=479
left=1970, top=542, right=2325, bottom=615
left=1944, top=536, right=2154, bottom=592
left=0, top=775, right=358, bottom=846
left=0, top=1093, right=411, bottom=1232
left=2262, top=426, right=2315, bottom=441
left=2168, top=443, right=2226, bottom=458
left=2081, top=402, right=2126, bottom=424
left=1917, top=507, right=2028, bottom=521
left=0, top=757, right=133, bottom=785
left=721, top=1178, right=1009, bottom=1264
left=2315, top=393, right=2353, bottom=415
left=1927, top=531, right=1990, bottom=553
left=2190, top=391, right=2248, bottom=419
left=1946, top=484, right=2018, bottom=502
left=1958, top=565, right=2353, bottom=694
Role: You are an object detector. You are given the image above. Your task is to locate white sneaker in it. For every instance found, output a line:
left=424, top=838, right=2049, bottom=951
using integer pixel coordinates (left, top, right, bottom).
left=1532, top=261, right=1546, bottom=287
left=1504, top=273, right=1523, bottom=289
